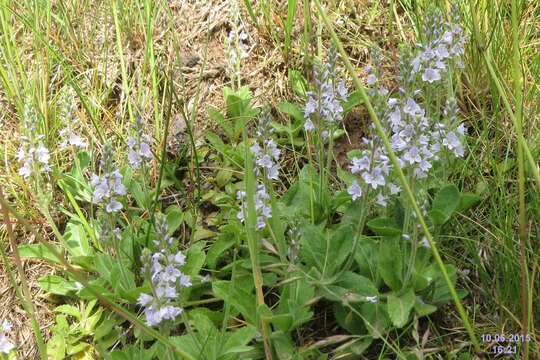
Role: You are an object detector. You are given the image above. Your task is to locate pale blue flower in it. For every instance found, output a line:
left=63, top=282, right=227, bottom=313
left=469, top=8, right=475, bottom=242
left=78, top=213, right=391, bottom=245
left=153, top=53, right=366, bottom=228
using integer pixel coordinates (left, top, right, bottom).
left=0, top=320, right=15, bottom=354
left=366, top=296, right=378, bottom=303
left=422, top=68, right=441, bottom=83
left=347, top=181, right=362, bottom=200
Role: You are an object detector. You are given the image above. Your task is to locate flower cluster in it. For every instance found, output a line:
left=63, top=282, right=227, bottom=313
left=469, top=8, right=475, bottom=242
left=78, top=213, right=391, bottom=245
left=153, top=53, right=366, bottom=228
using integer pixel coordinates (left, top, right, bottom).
left=16, top=104, right=51, bottom=179
left=304, top=46, right=348, bottom=136
left=347, top=13, right=467, bottom=203
left=251, top=108, right=281, bottom=180
left=286, top=226, right=301, bottom=263
left=364, top=47, right=388, bottom=97
left=57, top=88, right=88, bottom=151
left=237, top=183, right=272, bottom=230
left=137, top=218, right=191, bottom=327
left=90, top=146, right=126, bottom=213
left=224, top=0, right=249, bottom=79
left=406, top=10, right=467, bottom=85
left=0, top=320, right=15, bottom=354
left=127, top=115, right=153, bottom=170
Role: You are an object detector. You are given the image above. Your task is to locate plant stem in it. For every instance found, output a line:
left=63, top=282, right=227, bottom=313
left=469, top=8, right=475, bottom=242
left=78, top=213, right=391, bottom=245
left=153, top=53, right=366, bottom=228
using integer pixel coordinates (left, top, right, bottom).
left=511, top=1, right=530, bottom=359
left=242, top=126, right=274, bottom=359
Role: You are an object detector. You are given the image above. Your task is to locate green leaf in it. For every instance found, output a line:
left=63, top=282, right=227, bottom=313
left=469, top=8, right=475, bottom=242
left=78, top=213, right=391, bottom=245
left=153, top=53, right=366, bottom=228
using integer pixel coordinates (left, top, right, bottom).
left=360, top=302, right=391, bottom=338
left=278, top=276, right=314, bottom=329
left=299, top=222, right=352, bottom=277
left=269, top=314, right=293, bottom=332
left=272, top=333, right=296, bottom=359
left=367, top=218, right=402, bottom=236
left=350, top=337, right=373, bottom=355
left=129, top=180, right=148, bottom=209
left=414, top=299, right=437, bottom=317
left=222, top=325, right=257, bottom=356
left=193, top=228, right=215, bottom=241
left=207, top=233, right=235, bottom=269
left=212, top=281, right=256, bottom=324
left=340, top=200, right=364, bottom=227
left=342, top=90, right=363, bottom=114
left=47, top=334, right=66, bottom=360
left=38, top=275, right=76, bottom=296
left=287, top=69, right=307, bottom=97
left=94, top=318, right=119, bottom=341
left=328, top=225, right=356, bottom=276
left=54, top=305, right=81, bottom=320
left=206, top=131, right=230, bottom=156
left=93, top=253, right=114, bottom=282
left=216, top=169, right=233, bottom=187
left=387, top=289, right=415, bottom=328
left=430, top=184, right=460, bottom=225
left=335, top=271, right=379, bottom=299
left=66, top=342, right=90, bottom=356
left=190, top=312, right=218, bottom=339
left=277, top=101, right=305, bottom=124
left=183, top=241, right=206, bottom=276
left=280, top=181, right=320, bottom=221
left=18, top=243, right=63, bottom=264
left=165, top=205, right=184, bottom=234
left=207, top=107, right=225, bottom=123
left=378, top=235, right=402, bottom=291
left=63, top=220, right=93, bottom=258
left=456, top=192, right=482, bottom=213
left=354, top=237, right=379, bottom=282
left=333, top=303, right=366, bottom=334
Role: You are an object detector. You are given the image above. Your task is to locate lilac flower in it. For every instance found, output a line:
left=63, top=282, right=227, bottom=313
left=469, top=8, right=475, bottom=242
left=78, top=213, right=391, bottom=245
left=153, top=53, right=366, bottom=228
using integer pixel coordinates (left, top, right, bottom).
left=90, top=169, right=126, bottom=213
left=350, top=156, right=370, bottom=174
left=422, top=68, right=441, bottom=83
left=59, top=131, right=88, bottom=150
left=237, top=183, right=272, bottom=230
left=0, top=320, right=15, bottom=354
left=138, top=218, right=191, bottom=327
left=406, top=10, right=467, bottom=84
left=345, top=12, right=468, bottom=213
left=90, top=147, right=126, bottom=213
left=362, top=167, right=386, bottom=189
left=16, top=143, right=51, bottom=179
left=57, top=88, right=88, bottom=151
left=388, top=183, right=401, bottom=195
left=375, top=193, right=388, bottom=206
left=252, top=109, right=281, bottom=180
left=286, top=226, right=302, bottom=262
left=224, top=0, right=249, bottom=79
left=16, top=104, right=52, bottom=179
left=303, top=46, right=348, bottom=134
left=367, top=74, right=377, bottom=85
left=365, top=296, right=378, bottom=303
left=421, top=237, right=431, bottom=248
left=127, top=116, right=153, bottom=170
left=347, top=181, right=362, bottom=200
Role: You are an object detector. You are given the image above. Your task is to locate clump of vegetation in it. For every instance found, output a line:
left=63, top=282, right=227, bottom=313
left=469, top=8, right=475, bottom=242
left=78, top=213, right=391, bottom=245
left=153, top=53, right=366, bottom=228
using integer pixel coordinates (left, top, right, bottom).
left=1, top=0, right=538, bottom=359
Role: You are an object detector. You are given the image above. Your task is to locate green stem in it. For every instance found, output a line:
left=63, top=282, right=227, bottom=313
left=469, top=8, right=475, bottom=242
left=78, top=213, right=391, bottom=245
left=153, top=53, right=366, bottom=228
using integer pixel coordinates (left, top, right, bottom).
left=242, top=127, right=274, bottom=359
left=511, top=1, right=530, bottom=359
left=313, top=0, right=481, bottom=353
